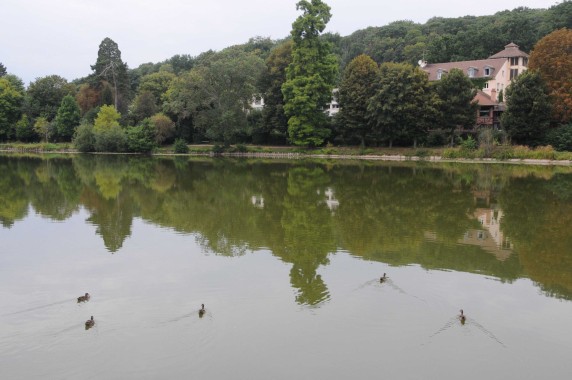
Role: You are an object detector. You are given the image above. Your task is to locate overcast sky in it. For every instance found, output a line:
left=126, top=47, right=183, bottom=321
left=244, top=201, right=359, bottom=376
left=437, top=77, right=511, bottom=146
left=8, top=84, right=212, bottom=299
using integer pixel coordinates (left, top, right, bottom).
left=1, top=0, right=558, bottom=85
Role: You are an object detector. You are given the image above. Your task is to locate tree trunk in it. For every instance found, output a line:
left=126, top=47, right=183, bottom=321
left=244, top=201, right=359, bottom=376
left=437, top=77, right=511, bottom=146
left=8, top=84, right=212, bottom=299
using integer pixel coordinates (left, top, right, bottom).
left=413, top=138, right=417, bottom=149
left=389, top=139, right=393, bottom=148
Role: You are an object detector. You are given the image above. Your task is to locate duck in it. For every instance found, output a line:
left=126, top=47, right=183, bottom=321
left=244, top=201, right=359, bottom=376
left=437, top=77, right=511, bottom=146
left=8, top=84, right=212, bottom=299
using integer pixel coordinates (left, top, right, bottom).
left=77, top=293, right=90, bottom=303
left=380, top=273, right=387, bottom=283
left=85, top=316, right=95, bottom=329
left=459, top=309, right=466, bottom=324
left=199, top=304, right=206, bottom=318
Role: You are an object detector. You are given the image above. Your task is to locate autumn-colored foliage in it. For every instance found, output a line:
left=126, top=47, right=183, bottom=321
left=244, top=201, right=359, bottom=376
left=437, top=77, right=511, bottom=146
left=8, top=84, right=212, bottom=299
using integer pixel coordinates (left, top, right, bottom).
left=529, top=28, right=572, bottom=124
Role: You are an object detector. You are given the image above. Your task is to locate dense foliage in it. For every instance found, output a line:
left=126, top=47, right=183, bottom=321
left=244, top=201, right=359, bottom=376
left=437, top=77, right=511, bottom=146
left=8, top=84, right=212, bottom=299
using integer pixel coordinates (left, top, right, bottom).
left=1, top=1, right=572, bottom=150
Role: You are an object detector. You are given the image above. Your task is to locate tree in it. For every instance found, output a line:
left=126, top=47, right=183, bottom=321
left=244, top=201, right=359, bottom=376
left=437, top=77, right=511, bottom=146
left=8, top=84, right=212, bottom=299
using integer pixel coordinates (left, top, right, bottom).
left=15, top=114, right=37, bottom=142
left=91, top=37, right=130, bottom=113
left=130, top=91, right=157, bottom=124
left=338, top=54, right=378, bottom=147
left=434, top=68, right=478, bottom=145
left=33, top=116, right=51, bottom=142
left=164, top=48, right=265, bottom=143
left=26, top=75, right=74, bottom=121
left=94, top=105, right=121, bottom=132
left=501, top=70, right=552, bottom=146
left=0, top=77, right=23, bottom=141
left=138, top=71, right=176, bottom=104
left=529, top=28, right=572, bottom=124
left=126, top=119, right=156, bottom=153
left=367, top=63, right=438, bottom=148
left=282, top=0, right=338, bottom=147
left=76, top=83, right=100, bottom=115
left=150, top=113, right=176, bottom=144
left=258, top=40, right=293, bottom=144
left=54, top=94, right=81, bottom=141
left=0, top=63, right=6, bottom=77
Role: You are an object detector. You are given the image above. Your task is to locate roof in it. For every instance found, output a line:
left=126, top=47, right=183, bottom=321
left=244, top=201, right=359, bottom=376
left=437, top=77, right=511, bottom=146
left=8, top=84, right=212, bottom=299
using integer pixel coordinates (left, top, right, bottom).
left=474, top=90, right=497, bottom=106
left=422, top=58, right=506, bottom=81
left=488, top=42, right=529, bottom=59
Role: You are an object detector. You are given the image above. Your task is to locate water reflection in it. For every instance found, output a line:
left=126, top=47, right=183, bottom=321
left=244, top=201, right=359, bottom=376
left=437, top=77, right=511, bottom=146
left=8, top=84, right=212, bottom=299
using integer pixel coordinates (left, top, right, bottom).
left=2, top=154, right=572, bottom=304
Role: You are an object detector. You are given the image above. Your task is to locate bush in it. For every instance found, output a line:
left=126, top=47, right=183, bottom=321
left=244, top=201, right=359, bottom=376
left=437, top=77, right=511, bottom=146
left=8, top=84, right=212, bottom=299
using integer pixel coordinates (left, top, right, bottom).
left=173, top=138, right=189, bottom=154
left=212, top=144, right=225, bottom=154
left=94, top=125, right=127, bottom=152
left=73, top=123, right=96, bottom=152
left=235, top=143, right=248, bottom=153
left=126, top=120, right=156, bottom=153
left=426, top=130, right=447, bottom=147
left=460, top=135, right=477, bottom=150
left=546, top=124, right=572, bottom=151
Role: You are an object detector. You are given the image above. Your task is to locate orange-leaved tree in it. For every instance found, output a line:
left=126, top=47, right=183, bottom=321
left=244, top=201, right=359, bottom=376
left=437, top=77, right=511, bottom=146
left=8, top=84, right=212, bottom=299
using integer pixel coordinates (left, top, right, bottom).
left=529, top=28, right=572, bottom=124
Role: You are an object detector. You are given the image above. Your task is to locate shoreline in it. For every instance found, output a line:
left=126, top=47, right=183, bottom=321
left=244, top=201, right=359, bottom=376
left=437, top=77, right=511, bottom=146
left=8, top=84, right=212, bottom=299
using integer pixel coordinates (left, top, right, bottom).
left=2, top=148, right=572, bottom=166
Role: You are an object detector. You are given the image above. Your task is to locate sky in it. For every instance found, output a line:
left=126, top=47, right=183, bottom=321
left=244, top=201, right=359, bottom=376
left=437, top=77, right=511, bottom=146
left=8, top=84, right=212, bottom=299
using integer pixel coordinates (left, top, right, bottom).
left=0, top=0, right=559, bottom=86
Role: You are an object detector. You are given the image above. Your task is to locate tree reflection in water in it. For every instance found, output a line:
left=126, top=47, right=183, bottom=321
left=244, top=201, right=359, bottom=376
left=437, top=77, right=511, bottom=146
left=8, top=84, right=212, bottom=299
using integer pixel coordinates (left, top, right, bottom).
left=2, top=154, right=572, bottom=304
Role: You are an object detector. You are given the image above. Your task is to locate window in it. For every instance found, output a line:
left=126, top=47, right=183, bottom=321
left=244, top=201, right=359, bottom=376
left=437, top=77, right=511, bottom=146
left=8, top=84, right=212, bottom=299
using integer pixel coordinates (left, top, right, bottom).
left=484, top=67, right=491, bottom=76
left=523, top=57, right=528, bottom=67
left=468, top=68, right=476, bottom=78
left=437, top=69, right=443, bottom=80
left=484, top=82, right=489, bottom=89
left=510, top=69, right=519, bottom=80
left=510, top=57, right=519, bottom=66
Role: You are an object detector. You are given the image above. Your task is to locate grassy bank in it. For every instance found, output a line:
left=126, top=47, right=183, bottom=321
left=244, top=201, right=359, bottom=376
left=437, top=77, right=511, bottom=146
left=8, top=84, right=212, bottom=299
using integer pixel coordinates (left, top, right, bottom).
left=3, top=142, right=572, bottom=163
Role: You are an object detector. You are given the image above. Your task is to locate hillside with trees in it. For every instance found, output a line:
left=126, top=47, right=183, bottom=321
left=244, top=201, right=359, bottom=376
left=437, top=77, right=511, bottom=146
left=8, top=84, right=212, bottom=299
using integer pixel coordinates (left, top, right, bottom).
left=0, top=1, right=571, bottom=152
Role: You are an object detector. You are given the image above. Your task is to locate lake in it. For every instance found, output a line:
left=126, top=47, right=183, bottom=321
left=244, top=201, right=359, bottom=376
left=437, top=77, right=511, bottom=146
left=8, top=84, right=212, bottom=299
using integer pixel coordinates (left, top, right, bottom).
left=1, top=154, right=572, bottom=379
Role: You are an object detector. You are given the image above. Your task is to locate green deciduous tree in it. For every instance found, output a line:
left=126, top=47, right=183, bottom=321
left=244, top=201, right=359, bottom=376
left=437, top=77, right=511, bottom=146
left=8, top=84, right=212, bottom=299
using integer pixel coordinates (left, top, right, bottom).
left=0, top=77, right=24, bottom=141
left=15, top=114, right=37, bottom=142
left=258, top=40, right=293, bottom=144
left=367, top=63, right=438, bottom=148
left=94, top=105, right=121, bottom=132
left=164, top=48, right=265, bottom=143
left=529, top=28, right=572, bottom=124
left=338, top=54, right=379, bottom=147
left=501, top=70, right=552, bottom=146
left=33, top=116, right=51, bottom=142
left=282, top=0, right=338, bottom=147
left=55, top=94, right=81, bottom=141
left=130, top=91, right=157, bottom=124
left=434, top=68, right=478, bottom=145
left=126, top=119, right=157, bottom=153
left=26, top=75, right=74, bottom=121
left=138, top=71, right=176, bottom=104
left=150, top=113, right=175, bottom=145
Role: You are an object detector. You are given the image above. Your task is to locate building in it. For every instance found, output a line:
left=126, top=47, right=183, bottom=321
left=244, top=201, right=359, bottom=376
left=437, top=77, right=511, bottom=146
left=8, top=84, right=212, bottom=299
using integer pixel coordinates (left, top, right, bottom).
left=420, top=43, right=529, bottom=128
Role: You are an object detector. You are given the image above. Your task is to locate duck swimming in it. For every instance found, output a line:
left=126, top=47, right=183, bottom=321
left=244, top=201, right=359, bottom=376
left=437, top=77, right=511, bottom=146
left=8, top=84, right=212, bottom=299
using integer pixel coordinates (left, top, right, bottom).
left=459, top=309, right=466, bottom=324
left=380, top=273, right=387, bottom=283
left=85, top=316, right=95, bottom=329
left=77, top=293, right=90, bottom=303
left=199, top=304, right=206, bottom=318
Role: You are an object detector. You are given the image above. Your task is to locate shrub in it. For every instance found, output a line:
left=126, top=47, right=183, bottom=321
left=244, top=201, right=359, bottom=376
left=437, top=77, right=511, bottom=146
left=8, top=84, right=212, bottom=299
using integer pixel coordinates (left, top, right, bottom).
left=173, top=138, right=189, bottom=154
left=212, top=144, right=225, bottom=154
left=460, top=135, right=477, bottom=150
left=546, top=124, right=572, bottom=152
left=426, top=130, right=447, bottom=147
left=126, top=119, right=156, bottom=153
left=94, top=125, right=127, bottom=152
left=235, top=143, right=248, bottom=153
left=73, top=123, right=96, bottom=152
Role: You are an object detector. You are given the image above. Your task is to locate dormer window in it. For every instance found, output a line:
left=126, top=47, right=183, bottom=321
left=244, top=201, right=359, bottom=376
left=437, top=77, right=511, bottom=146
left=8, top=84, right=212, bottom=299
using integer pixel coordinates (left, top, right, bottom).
left=468, top=67, right=477, bottom=78
left=484, top=67, right=492, bottom=77
left=437, top=69, right=446, bottom=80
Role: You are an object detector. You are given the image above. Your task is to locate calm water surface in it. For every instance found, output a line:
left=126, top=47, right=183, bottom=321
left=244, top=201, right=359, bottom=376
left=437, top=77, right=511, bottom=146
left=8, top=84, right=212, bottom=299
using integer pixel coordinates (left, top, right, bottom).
left=1, top=154, right=572, bottom=379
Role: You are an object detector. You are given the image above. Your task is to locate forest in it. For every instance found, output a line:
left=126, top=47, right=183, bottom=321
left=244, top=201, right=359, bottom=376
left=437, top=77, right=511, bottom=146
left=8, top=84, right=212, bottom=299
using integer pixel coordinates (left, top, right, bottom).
left=0, top=0, right=571, bottom=152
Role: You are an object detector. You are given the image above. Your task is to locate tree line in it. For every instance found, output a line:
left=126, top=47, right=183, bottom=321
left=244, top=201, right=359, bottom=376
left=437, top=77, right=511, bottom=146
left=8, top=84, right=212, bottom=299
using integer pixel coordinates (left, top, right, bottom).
left=1, top=0, right=571, bottom=151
